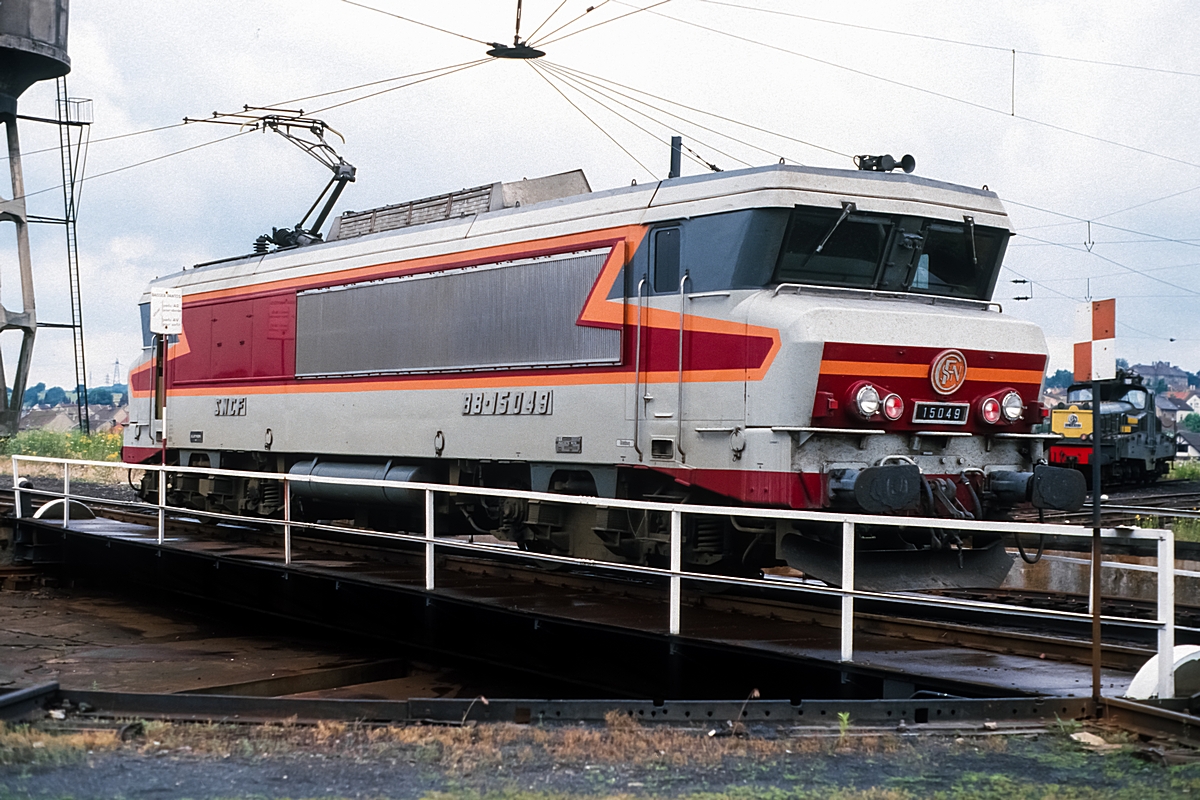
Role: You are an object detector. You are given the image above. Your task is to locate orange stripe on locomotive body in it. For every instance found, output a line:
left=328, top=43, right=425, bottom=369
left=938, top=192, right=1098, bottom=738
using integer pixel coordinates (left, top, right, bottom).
left=129, top=224, right=783, bottom=396
left=814, top=342, right=1046, bottom=434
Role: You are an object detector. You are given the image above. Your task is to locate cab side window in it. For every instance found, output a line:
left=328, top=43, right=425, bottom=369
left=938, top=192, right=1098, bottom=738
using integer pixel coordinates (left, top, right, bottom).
left=653, top=227, right=681, bottom=293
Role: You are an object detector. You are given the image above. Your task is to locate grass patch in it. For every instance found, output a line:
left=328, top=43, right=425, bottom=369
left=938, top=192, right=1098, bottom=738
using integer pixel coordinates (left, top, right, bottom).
left=1135, top=513, right=1200, bottom=544
left=0, top=430, right=128, bottom=482
left=1175, top=517, right=1200, bottom=543
left=0, top=430, right=121, bottom=461
left=1171, top=461, right=1200, bottom=482
left=0, top=721, right=117, bottom=767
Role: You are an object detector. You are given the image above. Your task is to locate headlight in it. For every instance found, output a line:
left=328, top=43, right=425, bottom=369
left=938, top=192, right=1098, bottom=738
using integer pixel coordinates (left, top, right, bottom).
left=882, top=393, right=905, bottom=421
left=1001, top=391, right=1024, bottom=421
left=980, top=396, right=1001, bottom=425
left=854, top=384, right=881, bottom=418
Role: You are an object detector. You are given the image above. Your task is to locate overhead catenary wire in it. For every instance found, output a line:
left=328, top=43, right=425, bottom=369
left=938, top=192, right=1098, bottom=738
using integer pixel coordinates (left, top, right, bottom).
left=12, top=129, right=252, bottom=205
left=622, top=2, right=1200, bottom=172
left=534, top=65, right=706, bottom=171
left=0, top=121, right=188, bottom=163
left=537, top=63, right=726, bottom=172
left=338, top=0, right=490, bottom=45
left=525, top=0, right=572, bottom=43
left=10, top=58, right=488, bottom=206
left=530, top=0, right=613, bottom=46
left=541, top=60, right=788, bottom=165
left=309, top=58, right=494, bottom=114
left=694, top=0, right=1200, bottom=80
left=548, top=60, right=851, bottom=160
left=1005, top=198, right=1200, bottom=251
left=268, top=61, right=499, bottom=111
left=3, top=63, right=486, bottom=166
left=1011, top=239, right=1200, bottom=248
left=1014, top=231, right=1200, bottom=297
left=536, top=0, right=674, bottom=47
left=539, top=61, right=751, bottom=169
left=527, top=61, right=657, bottom=179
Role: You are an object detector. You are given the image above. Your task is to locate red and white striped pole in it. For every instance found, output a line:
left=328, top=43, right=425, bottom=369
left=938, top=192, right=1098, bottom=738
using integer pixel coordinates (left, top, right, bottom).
left=1074, top=298, right=1115, bottom=701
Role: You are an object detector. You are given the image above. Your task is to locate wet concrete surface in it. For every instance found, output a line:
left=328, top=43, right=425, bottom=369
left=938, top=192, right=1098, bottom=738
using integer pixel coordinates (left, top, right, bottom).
left=0, top=583, right=554, bottom=700
left=27, top=515, right=1137, bottom=699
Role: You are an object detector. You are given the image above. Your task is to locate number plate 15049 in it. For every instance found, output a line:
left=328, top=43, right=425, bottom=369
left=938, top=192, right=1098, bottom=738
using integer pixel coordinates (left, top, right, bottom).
left=912, top=401, right=969, bottom=424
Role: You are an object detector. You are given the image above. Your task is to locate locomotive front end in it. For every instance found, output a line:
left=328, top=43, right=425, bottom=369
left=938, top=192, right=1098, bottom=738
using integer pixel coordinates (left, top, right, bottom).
left=719, top=171, right=1086, bottom=587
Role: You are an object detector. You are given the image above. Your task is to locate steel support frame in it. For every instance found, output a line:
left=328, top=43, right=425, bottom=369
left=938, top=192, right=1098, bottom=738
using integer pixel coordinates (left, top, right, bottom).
left=0, top=116, right=37, bottom=435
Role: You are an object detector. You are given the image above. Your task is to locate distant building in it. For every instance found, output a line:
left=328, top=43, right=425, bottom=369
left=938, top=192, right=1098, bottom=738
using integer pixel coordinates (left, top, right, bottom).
left=19, top=398, right=129, bottom=433
left=1157, top=394, right=1194, bottom=428
left=1179, top=431, right=1200, bottom=460
left=1042, top=386, right=1067, bottom=407
left=1132, top=361, right=1190, bottom=392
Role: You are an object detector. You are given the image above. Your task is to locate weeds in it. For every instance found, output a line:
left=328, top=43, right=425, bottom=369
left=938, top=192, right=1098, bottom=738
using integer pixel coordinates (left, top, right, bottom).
left=0, top=430, right=122, bottom=461
left=1054, top=714, right=1082, bottom=735
left=0, top=721, right=117, bottom=766
left=1172, top=461, right=1200, bottom=482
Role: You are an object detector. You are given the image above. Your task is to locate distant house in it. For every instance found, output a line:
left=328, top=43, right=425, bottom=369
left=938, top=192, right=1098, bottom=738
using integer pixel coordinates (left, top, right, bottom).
left=1042, top=386, right=1067, bottom=407
left=19, top=405, right=77, bottom=432
left=19, top=403, right=129, bottom=434
left=1158, top=394, right=1194, bottom=427
left=1132, top=361, right=1190, bottom=392
left=1179, top=431, right=1200, bottom=460
left=1185, top=391, right=1200, bottom=415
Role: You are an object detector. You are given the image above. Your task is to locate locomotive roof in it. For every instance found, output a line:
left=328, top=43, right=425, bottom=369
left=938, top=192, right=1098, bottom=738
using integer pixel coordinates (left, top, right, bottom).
left=153, top=162, right=1012, bottom=297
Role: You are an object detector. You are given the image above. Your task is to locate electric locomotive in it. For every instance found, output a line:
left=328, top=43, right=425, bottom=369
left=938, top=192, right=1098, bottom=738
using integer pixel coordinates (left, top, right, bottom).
left=123, top=161, right=1085, bottom=590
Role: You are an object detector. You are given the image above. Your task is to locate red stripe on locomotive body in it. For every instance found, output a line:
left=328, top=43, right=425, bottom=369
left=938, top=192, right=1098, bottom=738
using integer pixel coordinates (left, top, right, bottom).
left=1049, top=443, right=1091, bottom=466
left=651, top=468, right=825, bottom=509
left=814, top=342, right=1046, bottom=434
left=133, top=229, right=779, bottom=394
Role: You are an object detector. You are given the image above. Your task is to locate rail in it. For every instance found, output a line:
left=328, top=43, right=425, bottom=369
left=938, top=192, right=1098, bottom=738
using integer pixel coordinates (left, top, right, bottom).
left=11, top=454, right=1177, bottom=700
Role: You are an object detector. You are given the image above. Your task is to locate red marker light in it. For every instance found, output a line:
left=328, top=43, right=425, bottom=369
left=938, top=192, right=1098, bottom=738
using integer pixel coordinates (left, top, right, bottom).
left=882, top=393, right=904, bottom=421
left=980, top=397, right=1001, bottom=425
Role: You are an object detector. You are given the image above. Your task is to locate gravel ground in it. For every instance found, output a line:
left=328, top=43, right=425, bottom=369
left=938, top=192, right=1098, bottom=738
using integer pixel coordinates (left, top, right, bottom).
left=2, top=719, right=1200, bottom=799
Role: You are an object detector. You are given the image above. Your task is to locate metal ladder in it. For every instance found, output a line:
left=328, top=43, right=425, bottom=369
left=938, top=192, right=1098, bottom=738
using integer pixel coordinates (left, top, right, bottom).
left=55, top=76, right=88, bottom=433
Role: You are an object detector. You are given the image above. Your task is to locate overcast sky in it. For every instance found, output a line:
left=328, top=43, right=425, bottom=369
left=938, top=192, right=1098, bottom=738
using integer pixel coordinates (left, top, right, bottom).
left=7, top=0, right=1200, bottom=388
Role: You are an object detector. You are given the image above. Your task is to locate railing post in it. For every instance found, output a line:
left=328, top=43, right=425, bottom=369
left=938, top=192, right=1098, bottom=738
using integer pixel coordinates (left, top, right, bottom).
left=10, top=456, right=20, bottom=519
left=283, top=478, right=292, bottom=566
left=1158, top=528, right=1176, bottom=700
left=424, top=488, right=435, bottom=591
left=63, top=462, right=70, bottom=520
left=840, top=519, right=855, bottom=662
left=669, top=508, right=682, bottom=635
left=157, top=465, right=165, bottom=545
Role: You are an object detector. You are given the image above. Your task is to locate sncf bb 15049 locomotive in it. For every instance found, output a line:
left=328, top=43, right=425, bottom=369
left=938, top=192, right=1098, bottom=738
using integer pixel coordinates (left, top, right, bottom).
left=124, top=162, right=1085, bottom=590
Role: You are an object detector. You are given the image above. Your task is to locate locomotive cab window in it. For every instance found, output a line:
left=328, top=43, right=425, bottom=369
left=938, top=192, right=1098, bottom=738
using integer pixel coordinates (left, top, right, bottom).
left=652, top=227, right=681, bottom=293
left=1118, top=388, right=1147, bottom=410
left=909, top=223, right=1003, bottom=300
left=773, top=208, right=892, bottom=288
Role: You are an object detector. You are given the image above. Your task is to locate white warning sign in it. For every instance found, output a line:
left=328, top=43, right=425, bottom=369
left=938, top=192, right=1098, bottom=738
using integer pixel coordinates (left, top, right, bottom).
left=150, top=287, right=183, bottom=335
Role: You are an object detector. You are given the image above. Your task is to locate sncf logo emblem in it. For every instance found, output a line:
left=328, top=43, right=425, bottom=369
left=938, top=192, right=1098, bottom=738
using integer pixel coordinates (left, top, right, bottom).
left=930, top=349, right=968, bottom=395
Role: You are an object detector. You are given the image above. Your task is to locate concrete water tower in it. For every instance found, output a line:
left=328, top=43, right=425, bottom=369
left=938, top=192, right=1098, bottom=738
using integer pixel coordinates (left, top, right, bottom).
left=0, top=0, right=69, bottom=434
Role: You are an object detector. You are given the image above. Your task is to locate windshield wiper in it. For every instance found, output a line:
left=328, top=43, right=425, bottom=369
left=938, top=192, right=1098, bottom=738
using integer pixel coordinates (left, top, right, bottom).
left=787, top=201, right=859, bottom=277
left=815, top=201, right=857, bottom=254
left=963, top=215, right=978, bottom=265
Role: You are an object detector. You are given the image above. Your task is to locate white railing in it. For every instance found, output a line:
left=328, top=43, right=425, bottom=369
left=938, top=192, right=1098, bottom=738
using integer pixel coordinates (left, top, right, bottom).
left=11, top=454, right=1177, bottom=699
